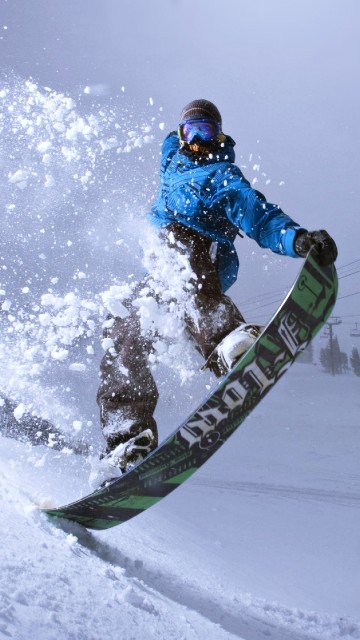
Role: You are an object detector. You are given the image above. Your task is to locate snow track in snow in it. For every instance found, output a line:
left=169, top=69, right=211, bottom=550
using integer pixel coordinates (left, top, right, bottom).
left=192, top=478, right=360, bottom=508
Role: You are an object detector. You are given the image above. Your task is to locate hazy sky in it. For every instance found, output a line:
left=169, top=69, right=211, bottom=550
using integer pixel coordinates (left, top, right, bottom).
left=1, top=0, right=360, bottom=325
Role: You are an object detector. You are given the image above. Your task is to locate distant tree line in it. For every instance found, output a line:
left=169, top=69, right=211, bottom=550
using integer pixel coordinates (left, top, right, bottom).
left=320, top=337, right=349, bottom=375
left=297, top=337, right=360, bottom=376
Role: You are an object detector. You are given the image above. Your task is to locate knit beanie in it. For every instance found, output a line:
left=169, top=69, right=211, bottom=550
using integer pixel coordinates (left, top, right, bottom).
left=179, top=99, right=222, bottom=125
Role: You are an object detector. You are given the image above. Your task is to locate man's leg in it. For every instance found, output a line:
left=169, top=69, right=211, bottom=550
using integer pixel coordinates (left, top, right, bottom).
left=96, top=309, right=159, bottom=457
left=161, top=223, right=262, bottom=376
left=161, top=223, right=245, bottom=359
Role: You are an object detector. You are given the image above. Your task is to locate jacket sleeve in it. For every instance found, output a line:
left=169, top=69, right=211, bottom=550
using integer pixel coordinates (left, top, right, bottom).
left=215, top=166, right=305, bottom=258
left=159, top=132, right=179, bottom=175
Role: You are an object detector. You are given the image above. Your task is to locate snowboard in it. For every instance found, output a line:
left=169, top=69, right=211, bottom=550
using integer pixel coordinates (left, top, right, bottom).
left=43, top=247, right=338, bottom=530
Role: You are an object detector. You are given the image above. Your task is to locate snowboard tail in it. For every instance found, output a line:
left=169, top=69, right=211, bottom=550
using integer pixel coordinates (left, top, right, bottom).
left=43, top=248, right=337, bottom=529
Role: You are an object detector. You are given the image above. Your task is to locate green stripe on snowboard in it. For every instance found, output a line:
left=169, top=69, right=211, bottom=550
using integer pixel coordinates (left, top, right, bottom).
left=105, top=495, right=163, bottom=510
left=164, top=468, right=198, bottom=484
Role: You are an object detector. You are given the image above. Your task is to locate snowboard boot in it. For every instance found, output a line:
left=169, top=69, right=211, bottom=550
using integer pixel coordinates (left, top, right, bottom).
left=115, top=427, right=157, bottom=470
left=89, top=428, right=157, bottom=490
left=204, top=323, right=264, bottom=377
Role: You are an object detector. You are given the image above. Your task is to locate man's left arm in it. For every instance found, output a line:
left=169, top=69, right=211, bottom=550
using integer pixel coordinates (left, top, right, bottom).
left=224, top=173, right=337, bottom=265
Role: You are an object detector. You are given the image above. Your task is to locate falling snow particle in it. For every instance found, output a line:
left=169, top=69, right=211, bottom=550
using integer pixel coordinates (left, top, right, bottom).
left=69, top=363, right=86, bottom=372
left=1, top=300, right=11, bottom=311
left=14, top=403, right=26, bottom=422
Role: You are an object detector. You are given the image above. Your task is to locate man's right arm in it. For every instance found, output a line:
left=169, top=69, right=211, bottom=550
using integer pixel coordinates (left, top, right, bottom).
left=160, top=132, right=179, bottom=174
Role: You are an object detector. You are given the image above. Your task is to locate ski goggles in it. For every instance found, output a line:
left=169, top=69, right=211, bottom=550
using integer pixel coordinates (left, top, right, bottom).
left=178, top=119, right=222, bottom=143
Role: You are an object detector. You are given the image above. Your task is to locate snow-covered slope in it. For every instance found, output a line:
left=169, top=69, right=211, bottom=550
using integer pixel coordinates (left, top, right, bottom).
left=1, top=365, right=359, bottom=640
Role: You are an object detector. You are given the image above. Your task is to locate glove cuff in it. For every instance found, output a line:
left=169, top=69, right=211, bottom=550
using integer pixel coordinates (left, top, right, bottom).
left=293, top=229, right=310, bottom=257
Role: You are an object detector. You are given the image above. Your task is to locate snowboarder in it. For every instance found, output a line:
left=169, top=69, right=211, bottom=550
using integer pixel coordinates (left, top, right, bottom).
left=92, top=99, right=337, bottom=486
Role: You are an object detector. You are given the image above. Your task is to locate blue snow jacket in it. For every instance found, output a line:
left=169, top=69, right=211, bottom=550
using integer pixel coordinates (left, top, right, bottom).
left=148, top=132, right=304, bottom=292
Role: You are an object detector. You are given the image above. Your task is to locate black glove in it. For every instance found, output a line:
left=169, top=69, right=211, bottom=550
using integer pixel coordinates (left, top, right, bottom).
left=294, top=229, right=338, bottom=266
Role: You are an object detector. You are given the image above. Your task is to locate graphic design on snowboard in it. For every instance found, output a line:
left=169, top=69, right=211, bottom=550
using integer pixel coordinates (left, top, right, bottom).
left=43, top=248, right=337, bottom=530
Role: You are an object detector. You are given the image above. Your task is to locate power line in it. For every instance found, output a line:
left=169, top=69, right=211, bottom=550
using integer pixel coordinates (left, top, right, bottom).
left=338, top=290, right=360, bottom=301
left=337, top=257, right=360, bottom=271
left=245, top=297, right=284, bottom=312
left=245, top=288, right=360, bottom=318
left=246, top=291, right=360, bottom=323
left=241, top=295, right=285, bottom=310
left=239, top=288, right=287, bottom=306
left=238, top=256, right=360, bottom=319
left=339, top=314, right=360, bottom=318
left=241, top=260, right=360, bottom=308
left=246, top=283, right=360, bottom=314
left=338, top=268, right=360, bottom=280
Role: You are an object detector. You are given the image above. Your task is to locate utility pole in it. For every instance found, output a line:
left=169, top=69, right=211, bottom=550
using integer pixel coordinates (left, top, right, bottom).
left=324, top=317, right=342, bottom=375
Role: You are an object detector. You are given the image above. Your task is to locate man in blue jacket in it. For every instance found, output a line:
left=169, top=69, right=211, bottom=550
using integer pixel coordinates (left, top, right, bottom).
left=93, top=99, right=337, bottom=486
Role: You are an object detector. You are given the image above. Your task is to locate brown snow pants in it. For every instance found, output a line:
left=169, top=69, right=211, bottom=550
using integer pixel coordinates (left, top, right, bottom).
left=97, top=223, right=244, bottom=451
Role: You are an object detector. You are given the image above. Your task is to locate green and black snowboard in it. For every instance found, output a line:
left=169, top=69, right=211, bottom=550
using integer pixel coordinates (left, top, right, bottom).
left=44, top=248, right=338, bottom=530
